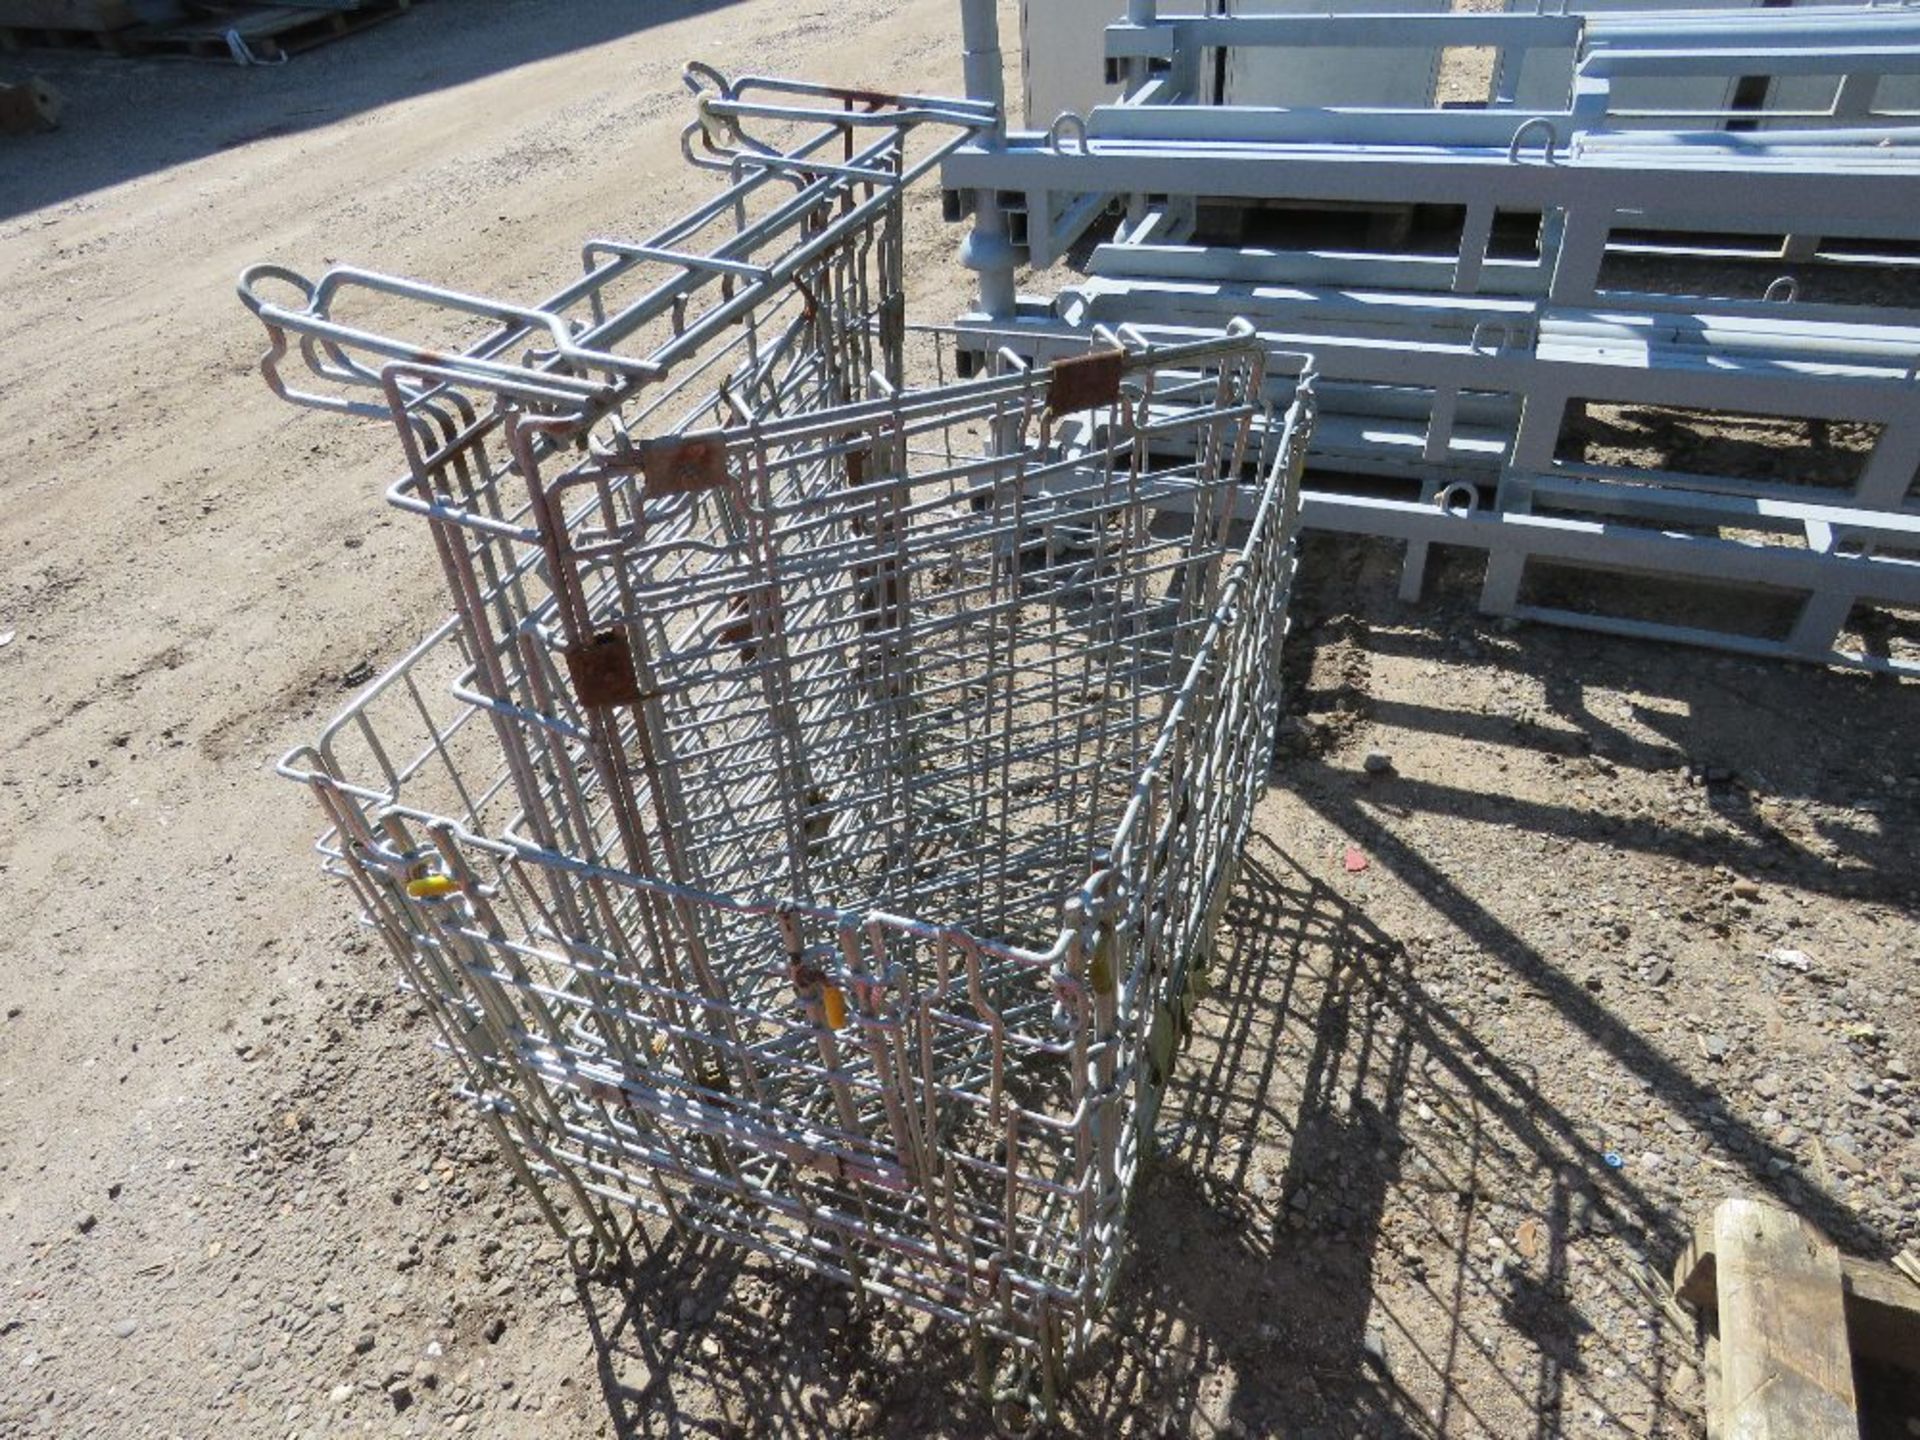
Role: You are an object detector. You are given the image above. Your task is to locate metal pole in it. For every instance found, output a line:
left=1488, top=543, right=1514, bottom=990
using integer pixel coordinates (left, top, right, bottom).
left=958, top=0, right=1017, bottom=318
left=1126, top=0, right=1160, bottom=210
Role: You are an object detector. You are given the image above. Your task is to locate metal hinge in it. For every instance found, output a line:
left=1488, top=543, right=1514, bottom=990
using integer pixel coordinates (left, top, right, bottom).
left=564, top=629, right=643, bottom=708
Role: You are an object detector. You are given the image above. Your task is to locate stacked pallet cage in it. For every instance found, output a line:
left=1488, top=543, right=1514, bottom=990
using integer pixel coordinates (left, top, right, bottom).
left=250, top=68, right=1318, bottom=1386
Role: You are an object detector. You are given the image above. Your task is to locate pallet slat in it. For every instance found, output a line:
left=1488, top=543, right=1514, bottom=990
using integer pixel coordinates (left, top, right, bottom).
left=1716, top=1200, right=1859, bottom=1440
left=142, top=0, right=410, bottom=60
left=0, top=0, right=133, bottom=30
left=1840, top=1257, right=1920, bottom=1370
left=1678, top=1222, right=1920, bottom=1374
left=2, top=0, right=410, bottom=59
left=1674, top=1197, right=1875, bottom=1440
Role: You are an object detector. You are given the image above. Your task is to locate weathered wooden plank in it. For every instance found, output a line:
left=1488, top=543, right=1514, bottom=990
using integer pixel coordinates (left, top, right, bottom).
left=1674, top=1212, right=1920, bottom=1378
left=137, top=0, right=411, bottom=60
left=1711, top=1197, right=1859, bottom=1440
left=1841, top=1255, right=1920, bottom=1371
left=0, top=0, right=133, bottom=29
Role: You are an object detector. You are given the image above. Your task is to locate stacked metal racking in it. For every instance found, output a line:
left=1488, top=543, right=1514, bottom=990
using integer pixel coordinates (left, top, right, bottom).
left=947, top=0, right=1920, bottom=670
left=249, top=66, right=1319, bottom=1396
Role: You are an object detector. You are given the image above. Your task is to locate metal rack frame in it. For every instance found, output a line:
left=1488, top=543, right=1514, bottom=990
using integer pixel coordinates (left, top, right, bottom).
left=946, top=0, right=1920, bottom=673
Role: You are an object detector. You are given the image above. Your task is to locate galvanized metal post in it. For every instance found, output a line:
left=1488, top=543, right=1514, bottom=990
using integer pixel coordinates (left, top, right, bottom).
left=1124, top=0, right=1160, bottom=225
left=958, top=0, right=1017, bottom=318
left=1128, top=0, right=1159, bottom=89
left=939, top=5, right=1920, bottom=674
left=1121, top=0, right=1152, bottom=80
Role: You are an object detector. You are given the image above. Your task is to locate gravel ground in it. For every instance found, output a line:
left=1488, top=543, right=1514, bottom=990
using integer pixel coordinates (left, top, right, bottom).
left=2, top=4, right=1916, bottom=1438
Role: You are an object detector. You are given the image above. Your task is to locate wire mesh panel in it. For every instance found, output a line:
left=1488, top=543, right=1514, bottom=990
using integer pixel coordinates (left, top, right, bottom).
left=238, top=71, right=988, bottom=693
left=280, top=331, right=1315, bottom=1384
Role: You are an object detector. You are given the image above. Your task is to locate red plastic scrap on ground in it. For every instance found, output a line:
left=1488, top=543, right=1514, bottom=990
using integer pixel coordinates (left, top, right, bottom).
left=1343, top=846, right=1369, bottom=873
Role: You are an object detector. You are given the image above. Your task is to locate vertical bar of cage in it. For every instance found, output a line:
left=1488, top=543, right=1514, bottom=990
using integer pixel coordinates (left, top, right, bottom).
left=775, top=907, right=868, bottom=1152
left=515, top=424, right=759, bottom=1103
left=737, top=426, right=837, bottom=895
left=838, top=919, right=923, bottom=1185
left=380, top=819, right=629, bottom=1256
left=426, top=833, right=642, bottom=1253
left=500, top=848, right=745, bottom=1227
left=871, top=410, right=919, bottom=886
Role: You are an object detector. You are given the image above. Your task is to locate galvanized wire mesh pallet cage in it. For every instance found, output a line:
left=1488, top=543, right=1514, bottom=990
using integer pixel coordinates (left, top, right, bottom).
left=250, top=65, right=1318, bottom=1396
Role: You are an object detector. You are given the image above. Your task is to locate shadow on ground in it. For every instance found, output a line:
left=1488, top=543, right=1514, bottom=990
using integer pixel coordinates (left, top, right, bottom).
left=1290, top=539, right=1917, bottom=912
left=490, top=541, right=1908, bottom=1437
left=559, top=829, right=1731, bottom=1438
left=0, top=0, right=745, bottom=218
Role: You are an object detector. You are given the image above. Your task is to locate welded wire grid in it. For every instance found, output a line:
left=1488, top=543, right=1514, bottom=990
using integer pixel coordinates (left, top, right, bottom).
left=280, top=332, right=1315, bottom=1386
left=237, top=69, right=981, bottom=708
left=238, top=71, right=978, bottom=423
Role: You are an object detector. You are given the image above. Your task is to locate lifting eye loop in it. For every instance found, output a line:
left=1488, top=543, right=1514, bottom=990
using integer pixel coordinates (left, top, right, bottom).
left=1508, top=115, right=1560, bottom=165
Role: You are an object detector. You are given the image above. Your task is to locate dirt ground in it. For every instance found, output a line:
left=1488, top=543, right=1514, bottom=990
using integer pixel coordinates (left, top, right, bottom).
left=1, top=4, right=1916, bottom=1438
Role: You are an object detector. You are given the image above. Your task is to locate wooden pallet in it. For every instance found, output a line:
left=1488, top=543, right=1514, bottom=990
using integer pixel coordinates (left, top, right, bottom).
left=0, top=0, right=134, bottom=30
left=1673, top=1197, right=1920, bottom=1440
left=137, top=0, right=412, bottom=62
left=3, top=0, right=412, bottom=60
left=0, top=18, right=134, bottom=51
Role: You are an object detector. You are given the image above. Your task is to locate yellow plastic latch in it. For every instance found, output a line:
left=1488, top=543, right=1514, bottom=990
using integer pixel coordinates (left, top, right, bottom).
left=406, top=874, right=462, bottom=900
left=1088, top=931, right=1115, bottom=996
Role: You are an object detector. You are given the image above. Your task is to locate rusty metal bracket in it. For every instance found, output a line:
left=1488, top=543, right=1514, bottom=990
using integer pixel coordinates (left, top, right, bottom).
left=564, top=630, right=644, bottom=708
left=1046, top=348, right=1124, bottom=416
left=715, top=585, right=778, bottom=663
left=638, top=432, right=731, bottom=495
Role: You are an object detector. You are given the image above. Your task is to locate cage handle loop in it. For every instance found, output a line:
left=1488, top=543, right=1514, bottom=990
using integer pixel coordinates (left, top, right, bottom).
left=1046, top=111, right=1089, bottom=154
left=1508, top=115, right=1559, bottom=165
left=1469, top=319, right=1512, bottom=355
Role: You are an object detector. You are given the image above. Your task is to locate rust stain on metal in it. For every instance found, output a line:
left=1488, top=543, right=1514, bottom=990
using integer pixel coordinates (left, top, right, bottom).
left=718, top=592, right=755, bottom=653
left=1047, top=348, right=1125, bottom=415
left=565, top=630, right=643, bottom=708
left=821, top=83, right=896, bottom=110
left=718, top=586, right=777, bottom=662
left=639, top=433, right=730, bottom=494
